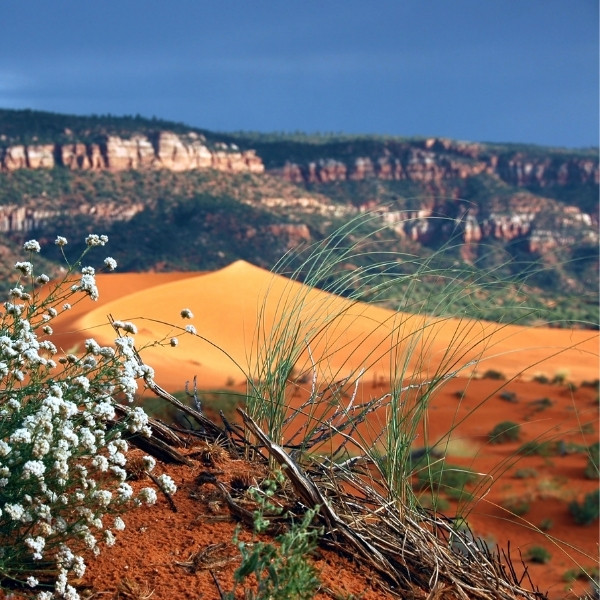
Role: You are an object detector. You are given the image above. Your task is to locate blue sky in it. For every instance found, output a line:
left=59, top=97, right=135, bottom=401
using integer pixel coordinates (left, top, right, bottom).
left=1, top=1, right=598, bottom=147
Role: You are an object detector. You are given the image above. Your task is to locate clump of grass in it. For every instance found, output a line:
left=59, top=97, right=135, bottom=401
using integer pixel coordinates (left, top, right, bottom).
left=518, top=440, right=557, bottom=457
left=502, top=496, right=531, bottom=517
left=525, top=545, right=552, bottom=564
left=513, top=467, right=538, bottom=479
left=489, top=421, right=521, bottom=444
left=528, top=397, right=553, bottom=411
left=563, top=565, right=599, bottom=583
left=499, top=390, right=518, bottom=403
left=552, top=369, right=570, bottom=385
left=538, top=518, right=553, bottom=532
left=584, top=442, right=599, bottom=479
left=482, top=369, right=506, bottom=380
left=569, top=491, right=599, bottom=525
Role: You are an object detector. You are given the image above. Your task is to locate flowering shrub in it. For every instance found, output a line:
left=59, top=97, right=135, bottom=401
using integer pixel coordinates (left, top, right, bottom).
left=0, top=236, right=165, bottom=599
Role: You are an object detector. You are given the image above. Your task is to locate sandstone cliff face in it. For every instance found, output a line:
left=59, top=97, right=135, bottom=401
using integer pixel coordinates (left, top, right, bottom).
left=274, top=138, right=599, bottom=188
left=0, top=132, right=264, bottom=174
left=0, top=201, right=144, bottom=233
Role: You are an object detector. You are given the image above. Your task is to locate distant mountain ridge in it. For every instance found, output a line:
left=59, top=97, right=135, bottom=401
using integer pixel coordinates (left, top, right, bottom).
left=0, top=108, right=598, bottom=327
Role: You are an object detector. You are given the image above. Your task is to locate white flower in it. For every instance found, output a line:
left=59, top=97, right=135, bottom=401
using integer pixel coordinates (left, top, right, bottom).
left=121, top=322, right=137, bottom=334
left=4, top=503, right=24, bottom=521
left=104, top=530, right=116, bottom=547
left=27, top=576, right=39, bottom=588
left=79, top=270, right=99, bottom=301
left=113, top=516, right=126, bottom=531
left=185, top=324, right=197, bottom=335
left=73, top=375, right=90, bottom=392
left=55, top=236, right=68, bottom=246
left=180, top=308, right=194, bottom=319
left=138, top=487, right=157, bottom=505
left=14, top=261, right=33, bottom=276
left=0, top=440, right=11, bottom=457
left=157, top=473, right=177, bottom=495
left=142, top=455, right=156, bottom=472
left=169, top=337, right=178, bottom=347
left=22, top=460, right=46, bottom=480
left=117, top=482, right=134, bottom=502
left=25, top=536, right=46, bottom=560
left=85, top=234, right=108, bottom=247
left=23, top=240, right=41, bottom=253
left=36, top=274, right=50, bottom=285
left=63, top=303, right=72, bottom=311
left=103, top=257, right=117, bottom=271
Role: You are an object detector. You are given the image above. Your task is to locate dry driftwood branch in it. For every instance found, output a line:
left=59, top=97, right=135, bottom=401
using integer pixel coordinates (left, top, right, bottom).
left=237, top=407, right=402, bottom=587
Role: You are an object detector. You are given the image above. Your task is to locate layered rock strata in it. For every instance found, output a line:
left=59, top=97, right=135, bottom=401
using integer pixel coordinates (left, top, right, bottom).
left=0, top=132, right=264, bottom=173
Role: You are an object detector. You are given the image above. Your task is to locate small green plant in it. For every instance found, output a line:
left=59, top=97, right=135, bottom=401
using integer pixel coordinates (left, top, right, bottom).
left=563, top=565, right=599, bottom=582
left=584, top=442, right=599, bottom=479
left=528, top=397, right=553, bottom=411
left=569, top=491, right=599, bottom=525
left=482, top=369, right=506, bottom=380
left=538, top=517, right=553, bottom=532
left=518, top=440, right=557, bottom=457
left=502, top=496, right=531, bottom=517
left=552, top=369, right=570, bottom=385
left=415, top=459, right=478, bottom=501
left=513, top=467, right=538, bottom=479
left=488, top=421, right=521, bottom=444
left=228, top=471, right=322, bottom=600
left=525, top=545, right=552, bottom=564
left=499, top=390, right=518, bottom=403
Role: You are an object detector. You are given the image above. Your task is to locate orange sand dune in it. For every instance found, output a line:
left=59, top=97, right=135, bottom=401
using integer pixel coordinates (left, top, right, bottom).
left=52, top=260, right=599, bottom=392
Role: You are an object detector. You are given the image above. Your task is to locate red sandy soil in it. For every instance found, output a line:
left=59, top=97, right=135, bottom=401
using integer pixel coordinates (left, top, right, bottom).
left=17, top=263, right=600, bottom=599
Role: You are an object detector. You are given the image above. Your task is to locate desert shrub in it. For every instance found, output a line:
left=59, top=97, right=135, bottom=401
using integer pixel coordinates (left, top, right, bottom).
left=415, top=459, right=478, bottom=499
left=538, top=518, right=553, bottom=532
left=502, top=497, right=531, bottom=517
left=584, top=442, right=599, bottom=479
left=499, top=391, right=518, bottom=403
left=552, top=369, right=569, bottom=385
left=513, top=467, right=538, bottom=479
left=525, top=545, right=551, bottom=564
left=563, top=565, right=600, bottom=582
left=482, top=369, right=505, bottom=380
left=488, top=421, right=521, bottom=444
left=532, top=374, right=550, bottom=384
left=580, top=422, right=595, bottom=434
left=518, top=440, right=557, bottom=457
left=529, top=397, right=553, bottom=411
left=581, top=379, right=600, bottom=389
left=569, top=491, right=600, bottom=525
left=0, top=236, right=165, bottom=598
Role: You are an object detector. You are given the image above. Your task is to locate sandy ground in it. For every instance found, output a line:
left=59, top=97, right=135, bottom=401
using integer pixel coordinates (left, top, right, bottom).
left=26, top=262, right=600, bottom=598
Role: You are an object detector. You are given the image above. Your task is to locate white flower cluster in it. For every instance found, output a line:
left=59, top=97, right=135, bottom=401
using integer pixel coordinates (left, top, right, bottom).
left=85, top=234, right=108, bottom=247
left=0, top=235, right=170, bottom=598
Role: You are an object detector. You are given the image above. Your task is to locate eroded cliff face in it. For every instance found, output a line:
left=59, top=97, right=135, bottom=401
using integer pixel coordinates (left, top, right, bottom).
left=275, top=138, right=599, bottom=188
left=0, top=131, right=264, bottom=174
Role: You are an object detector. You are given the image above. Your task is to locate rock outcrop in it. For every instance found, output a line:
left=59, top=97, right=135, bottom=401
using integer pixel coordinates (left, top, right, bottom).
left=0, top=132, right=264, bottom=174
left=274, top=138, right=599, bottom=188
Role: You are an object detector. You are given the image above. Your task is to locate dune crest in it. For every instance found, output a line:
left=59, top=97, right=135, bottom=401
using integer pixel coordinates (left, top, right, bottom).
left=53, top=262, right=599, bottom=391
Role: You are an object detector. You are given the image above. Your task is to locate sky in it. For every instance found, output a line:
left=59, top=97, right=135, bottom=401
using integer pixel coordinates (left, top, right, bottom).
left=1, top=1, right=598, bottom=148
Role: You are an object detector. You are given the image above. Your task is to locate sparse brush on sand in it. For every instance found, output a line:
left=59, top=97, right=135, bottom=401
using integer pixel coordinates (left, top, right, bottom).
left=0, top=217, right=598, bottom=599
